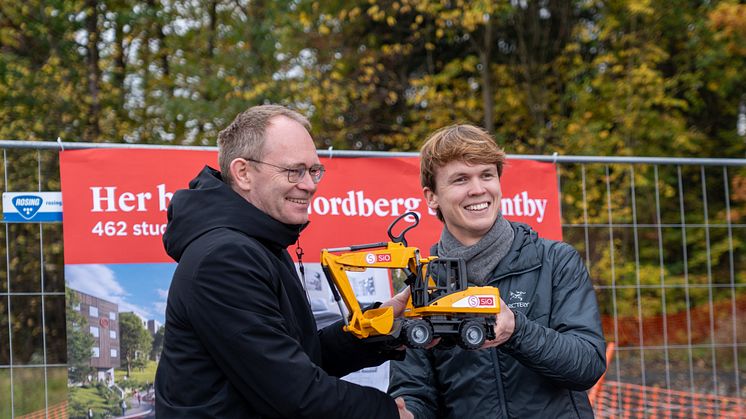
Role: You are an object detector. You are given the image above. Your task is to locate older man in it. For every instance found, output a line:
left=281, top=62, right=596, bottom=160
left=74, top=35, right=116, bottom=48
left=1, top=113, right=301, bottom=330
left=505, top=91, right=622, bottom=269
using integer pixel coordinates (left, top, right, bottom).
left=156, top=105, right=412, bottom=418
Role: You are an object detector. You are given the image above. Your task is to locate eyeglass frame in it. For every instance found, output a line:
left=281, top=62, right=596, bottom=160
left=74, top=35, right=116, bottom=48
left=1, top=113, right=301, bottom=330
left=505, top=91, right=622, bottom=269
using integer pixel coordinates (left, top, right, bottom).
left=242, top=157, right=326, bottom=184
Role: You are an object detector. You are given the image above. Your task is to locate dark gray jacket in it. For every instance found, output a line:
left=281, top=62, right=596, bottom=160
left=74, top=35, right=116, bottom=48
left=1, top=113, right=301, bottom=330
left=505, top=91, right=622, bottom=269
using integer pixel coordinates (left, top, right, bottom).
left=389, top=222, right=606, bottom=418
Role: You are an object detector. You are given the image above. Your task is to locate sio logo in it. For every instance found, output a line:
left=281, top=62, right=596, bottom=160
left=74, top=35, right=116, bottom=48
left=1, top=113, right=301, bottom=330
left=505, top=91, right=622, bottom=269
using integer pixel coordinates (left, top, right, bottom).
left=12, top=195, right=43, bottom=220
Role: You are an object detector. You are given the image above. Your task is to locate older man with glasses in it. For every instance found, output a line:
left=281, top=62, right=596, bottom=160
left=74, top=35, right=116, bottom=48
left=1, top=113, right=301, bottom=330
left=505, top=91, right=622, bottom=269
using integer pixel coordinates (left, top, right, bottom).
left=155, top=105, right=413, bottom=419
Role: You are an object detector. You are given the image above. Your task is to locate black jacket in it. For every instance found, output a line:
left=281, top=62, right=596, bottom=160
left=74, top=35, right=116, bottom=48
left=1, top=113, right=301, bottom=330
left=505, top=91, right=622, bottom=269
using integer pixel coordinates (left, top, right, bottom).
left=389, top=222, right=606, bottom=418
left=155, top=166, right=399, bottom=418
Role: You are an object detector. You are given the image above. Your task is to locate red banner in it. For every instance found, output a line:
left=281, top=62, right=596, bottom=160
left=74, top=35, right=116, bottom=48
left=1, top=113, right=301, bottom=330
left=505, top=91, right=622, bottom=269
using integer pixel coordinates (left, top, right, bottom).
left=60, top=149, right=560, bottom=264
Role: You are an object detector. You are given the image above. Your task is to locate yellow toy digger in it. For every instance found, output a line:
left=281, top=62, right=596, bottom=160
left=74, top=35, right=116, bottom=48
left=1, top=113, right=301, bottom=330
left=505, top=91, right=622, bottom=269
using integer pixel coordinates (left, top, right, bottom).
left=320, top=212, right=500, bottom=349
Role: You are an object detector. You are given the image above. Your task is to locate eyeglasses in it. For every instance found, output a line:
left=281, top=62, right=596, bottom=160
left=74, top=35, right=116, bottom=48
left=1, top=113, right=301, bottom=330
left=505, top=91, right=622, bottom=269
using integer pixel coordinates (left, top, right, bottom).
left=244, top=158, right=326, bottom=184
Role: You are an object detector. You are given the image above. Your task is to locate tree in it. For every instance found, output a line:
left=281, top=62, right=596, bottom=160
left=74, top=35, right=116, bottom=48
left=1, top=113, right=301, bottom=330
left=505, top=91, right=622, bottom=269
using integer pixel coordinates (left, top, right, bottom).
left=119, top=312, right=152, bottom=377
left=66, top=288, right=95, bottom=383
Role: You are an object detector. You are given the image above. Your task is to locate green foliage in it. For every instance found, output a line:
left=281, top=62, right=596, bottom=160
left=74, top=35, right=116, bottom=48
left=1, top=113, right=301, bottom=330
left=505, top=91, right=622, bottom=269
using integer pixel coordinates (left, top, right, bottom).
left=66, top=288, right=96, bottom=383
left=68, top=384, right=121, bottom=419
left=1, top=0, right=744, bottom=322
left=115, top=359, right=157, bottom=390
left=118, top=312, right=153, bottom=377
left=2, top=0, right=743, bottom=155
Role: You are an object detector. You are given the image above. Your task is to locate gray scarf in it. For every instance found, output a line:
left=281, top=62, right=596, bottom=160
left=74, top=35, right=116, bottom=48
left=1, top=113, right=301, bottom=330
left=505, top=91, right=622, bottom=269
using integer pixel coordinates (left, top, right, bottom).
left=436, top=214, right=514, bottom=285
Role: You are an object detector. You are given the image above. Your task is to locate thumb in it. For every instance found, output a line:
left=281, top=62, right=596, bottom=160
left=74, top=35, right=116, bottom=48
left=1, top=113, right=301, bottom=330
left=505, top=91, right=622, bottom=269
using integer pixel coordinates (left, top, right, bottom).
left=395, top=286, right=411, bottom=303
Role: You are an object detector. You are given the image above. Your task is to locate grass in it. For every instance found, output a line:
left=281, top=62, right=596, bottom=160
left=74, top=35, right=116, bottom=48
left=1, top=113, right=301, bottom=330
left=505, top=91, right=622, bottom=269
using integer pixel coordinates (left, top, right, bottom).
left=68, top=385, right=120, bottom=419
left=115, top=360, right=158, bottom=389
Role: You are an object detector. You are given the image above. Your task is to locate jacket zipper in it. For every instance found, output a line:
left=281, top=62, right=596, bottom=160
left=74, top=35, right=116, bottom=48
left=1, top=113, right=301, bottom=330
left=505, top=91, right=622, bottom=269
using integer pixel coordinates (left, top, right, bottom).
left=489, top=262, right=542, bottom=418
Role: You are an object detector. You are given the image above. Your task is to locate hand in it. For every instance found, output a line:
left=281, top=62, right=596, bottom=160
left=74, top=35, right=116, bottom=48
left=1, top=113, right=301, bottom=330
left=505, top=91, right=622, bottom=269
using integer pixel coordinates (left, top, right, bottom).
left=380, top=287, right=411, bottom=317
left=395, top=397, right=414, bottom=419
left=481, top=298, right=515, bottom=349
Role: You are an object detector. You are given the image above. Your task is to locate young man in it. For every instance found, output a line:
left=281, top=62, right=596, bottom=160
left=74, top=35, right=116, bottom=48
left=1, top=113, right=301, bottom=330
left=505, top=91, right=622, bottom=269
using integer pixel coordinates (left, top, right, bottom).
left=155, top=105, right=412, bottom=418
left=389, top=124, right=606, bottom=418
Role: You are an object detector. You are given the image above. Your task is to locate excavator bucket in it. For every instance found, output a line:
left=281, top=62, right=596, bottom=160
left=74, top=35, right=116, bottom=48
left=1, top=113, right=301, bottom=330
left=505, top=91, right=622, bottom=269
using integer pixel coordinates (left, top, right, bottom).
left=345, top=305, right=395, bottom=338
left=363, top=306, right=394, bottom=335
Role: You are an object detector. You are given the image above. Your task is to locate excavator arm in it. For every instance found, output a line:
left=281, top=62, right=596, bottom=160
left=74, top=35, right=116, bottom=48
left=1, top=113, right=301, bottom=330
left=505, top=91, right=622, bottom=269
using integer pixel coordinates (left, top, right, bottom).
left=320, top=241, right=431, bottom=339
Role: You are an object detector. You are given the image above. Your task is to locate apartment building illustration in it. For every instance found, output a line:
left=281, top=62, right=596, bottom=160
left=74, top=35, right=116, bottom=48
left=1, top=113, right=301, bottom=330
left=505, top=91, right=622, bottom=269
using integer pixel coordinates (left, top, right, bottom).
left=71, top=289, right=120, bottom=382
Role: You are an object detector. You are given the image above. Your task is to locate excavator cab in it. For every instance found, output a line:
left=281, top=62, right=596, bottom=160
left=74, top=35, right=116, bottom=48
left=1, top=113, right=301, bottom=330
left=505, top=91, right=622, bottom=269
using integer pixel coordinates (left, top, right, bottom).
left=412, top=258, right=468, bottom=308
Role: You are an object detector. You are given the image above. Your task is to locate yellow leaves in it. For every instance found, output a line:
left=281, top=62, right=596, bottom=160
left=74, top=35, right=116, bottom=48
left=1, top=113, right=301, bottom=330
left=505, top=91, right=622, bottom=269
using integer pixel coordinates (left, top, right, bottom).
left=319, top=24, right=330, bottom=35
left=382, top=43, right=412, bottom=56
left=627, top=0, right=654, bottom=16
left=299, top=12, right=311, bottom=28
left=461, top=55, right=478, bottom=73
left=235, top=81, right=271, bottom=102
left=436, top=28, right=444, bottom=39
left=709, top=3, right=746, bottom=56
left=367, top=5, right=386, bottom=22
left=387, top=16, right=396, bottom=26
left=461, top=9, right=488, bottom=32
left=385, top=91, right=398, bottom=105
left=709, top=3, right=746, bottom=35
left=631, top=63, right=659, bottom=85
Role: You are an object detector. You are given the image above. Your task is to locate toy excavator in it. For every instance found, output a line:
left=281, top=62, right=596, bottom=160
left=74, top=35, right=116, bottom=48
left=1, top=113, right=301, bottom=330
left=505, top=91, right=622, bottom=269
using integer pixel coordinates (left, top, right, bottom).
left=321, top=212, right=500, bottom=349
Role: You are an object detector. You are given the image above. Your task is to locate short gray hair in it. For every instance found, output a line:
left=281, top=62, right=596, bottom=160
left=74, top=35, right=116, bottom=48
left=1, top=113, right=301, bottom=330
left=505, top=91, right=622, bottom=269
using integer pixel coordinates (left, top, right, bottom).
left=217, top=105, right=311, bottom=185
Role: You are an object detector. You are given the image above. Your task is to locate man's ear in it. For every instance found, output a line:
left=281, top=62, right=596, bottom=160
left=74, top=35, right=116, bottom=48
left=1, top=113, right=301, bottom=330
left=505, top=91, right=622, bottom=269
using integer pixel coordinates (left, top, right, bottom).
left=423, top=187, right=438, bottom=210
left=229, top=158, right=253, bottom=191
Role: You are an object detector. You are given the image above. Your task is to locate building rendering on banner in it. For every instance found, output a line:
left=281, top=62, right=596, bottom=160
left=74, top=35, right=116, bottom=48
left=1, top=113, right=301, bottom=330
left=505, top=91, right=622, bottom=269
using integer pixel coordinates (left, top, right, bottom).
left=71, top=290, right=121, bottom=383
left=147, top=319, right=162, bottom=336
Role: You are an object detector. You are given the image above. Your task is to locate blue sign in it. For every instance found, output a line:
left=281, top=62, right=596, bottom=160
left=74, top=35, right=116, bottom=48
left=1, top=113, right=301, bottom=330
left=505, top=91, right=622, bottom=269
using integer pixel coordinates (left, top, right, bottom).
left=2, top=192, right=63, bottom=222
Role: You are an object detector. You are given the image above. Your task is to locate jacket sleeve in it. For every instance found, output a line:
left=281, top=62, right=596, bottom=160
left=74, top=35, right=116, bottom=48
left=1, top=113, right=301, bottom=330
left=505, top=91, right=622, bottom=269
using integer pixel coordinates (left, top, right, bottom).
left=388, top=349, right=439, bottom=419
left=188, top=240, right=398, bottom=419
left=318, top=320, right=405, bottom=377
left=501, top=243, right=607, bottom=390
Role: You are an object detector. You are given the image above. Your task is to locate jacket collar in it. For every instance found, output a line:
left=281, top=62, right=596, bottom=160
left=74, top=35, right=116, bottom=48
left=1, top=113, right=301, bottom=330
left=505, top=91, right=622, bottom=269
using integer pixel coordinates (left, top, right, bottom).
left=491, top=222, right=542, bottom=280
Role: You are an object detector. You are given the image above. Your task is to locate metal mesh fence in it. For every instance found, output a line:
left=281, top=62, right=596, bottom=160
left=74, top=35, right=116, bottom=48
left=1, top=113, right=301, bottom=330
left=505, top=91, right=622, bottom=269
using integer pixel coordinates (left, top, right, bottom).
left=0, top=141, right=744, bottom=417
left=555, top=161, right=746, bottom=416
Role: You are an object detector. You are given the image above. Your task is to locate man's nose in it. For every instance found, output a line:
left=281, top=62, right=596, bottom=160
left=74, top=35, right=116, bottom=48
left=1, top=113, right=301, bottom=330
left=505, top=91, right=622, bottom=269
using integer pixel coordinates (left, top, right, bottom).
left=296, top=170, right=317, bottom=192
left=468, top=178, right=487, bottom=195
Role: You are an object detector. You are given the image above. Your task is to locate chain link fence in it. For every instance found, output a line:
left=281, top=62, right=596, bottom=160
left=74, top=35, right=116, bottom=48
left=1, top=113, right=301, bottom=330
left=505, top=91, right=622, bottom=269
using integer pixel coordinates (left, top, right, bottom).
left=1, top=141, right=744, bottom=417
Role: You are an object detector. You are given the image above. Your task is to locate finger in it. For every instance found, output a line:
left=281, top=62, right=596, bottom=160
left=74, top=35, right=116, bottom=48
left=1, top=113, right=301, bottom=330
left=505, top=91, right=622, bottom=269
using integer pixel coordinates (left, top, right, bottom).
left=424, top=337, right=441, bottom=349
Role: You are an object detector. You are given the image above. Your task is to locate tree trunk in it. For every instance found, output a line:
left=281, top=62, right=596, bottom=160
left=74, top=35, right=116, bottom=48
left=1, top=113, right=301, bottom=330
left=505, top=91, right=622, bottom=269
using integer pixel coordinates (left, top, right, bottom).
left=481, top=19, right=494, bottom=134
left=85, top=0, right=101, bottom=141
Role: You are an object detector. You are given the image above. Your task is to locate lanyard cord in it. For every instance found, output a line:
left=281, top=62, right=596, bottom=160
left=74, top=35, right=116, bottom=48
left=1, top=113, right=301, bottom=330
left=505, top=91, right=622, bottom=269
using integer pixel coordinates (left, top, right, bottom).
left=295, top=240, right=308, bottom=296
